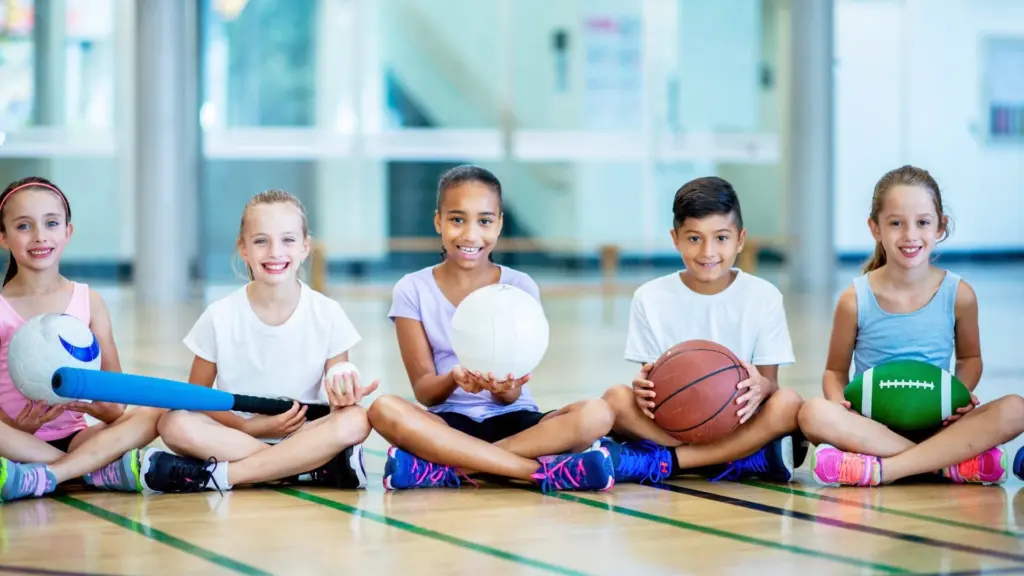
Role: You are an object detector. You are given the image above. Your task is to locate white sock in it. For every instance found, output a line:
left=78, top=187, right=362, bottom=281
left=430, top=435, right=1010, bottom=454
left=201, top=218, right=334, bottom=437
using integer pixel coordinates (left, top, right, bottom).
left=206, top=462, right=232, bottom=491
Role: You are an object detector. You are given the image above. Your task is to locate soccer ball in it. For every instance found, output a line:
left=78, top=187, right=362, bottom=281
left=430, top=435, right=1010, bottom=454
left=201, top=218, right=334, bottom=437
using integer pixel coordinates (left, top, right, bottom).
left=844, top=359, right=972, bottom=430
left=450, top=284, right=549, bottom=382
left=7, top=313, right=101, bottom=404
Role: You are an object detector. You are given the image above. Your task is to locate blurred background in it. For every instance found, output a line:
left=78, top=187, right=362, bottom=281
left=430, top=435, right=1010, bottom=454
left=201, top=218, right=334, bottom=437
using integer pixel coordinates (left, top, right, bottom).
left=0, top=0, right=1020, bottom=301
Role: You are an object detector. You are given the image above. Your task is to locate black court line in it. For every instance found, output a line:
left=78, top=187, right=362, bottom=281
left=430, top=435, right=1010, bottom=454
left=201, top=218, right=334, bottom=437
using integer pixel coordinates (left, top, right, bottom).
left=652, top=482, right=1024, bottom=563
left=0, top=567, right=118, bottom=576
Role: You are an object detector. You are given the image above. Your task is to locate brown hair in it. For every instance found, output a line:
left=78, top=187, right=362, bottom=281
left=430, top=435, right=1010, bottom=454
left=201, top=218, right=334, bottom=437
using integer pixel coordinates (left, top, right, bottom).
left=0, top=176, right=71, bottom=286
left=863, top=165, right=950, bottom=273
left=236, top=189, right=310, bottom=281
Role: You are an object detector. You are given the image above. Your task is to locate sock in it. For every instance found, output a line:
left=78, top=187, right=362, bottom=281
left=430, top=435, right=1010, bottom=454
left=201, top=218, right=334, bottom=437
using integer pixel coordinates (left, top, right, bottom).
left=42, top=466, right=57, bottom=494
left=206, top=461, right=231, bottom=491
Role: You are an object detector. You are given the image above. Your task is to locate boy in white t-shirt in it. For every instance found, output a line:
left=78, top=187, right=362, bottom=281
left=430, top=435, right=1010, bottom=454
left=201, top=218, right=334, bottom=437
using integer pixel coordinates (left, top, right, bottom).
left=139, top=190, right=374, bottom=494
left=600, top=176, right=806, bottom=484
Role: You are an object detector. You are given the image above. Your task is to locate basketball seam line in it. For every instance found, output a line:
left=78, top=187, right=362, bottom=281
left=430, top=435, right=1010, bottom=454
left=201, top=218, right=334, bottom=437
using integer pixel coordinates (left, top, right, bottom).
left=652, top=362, right=744, bottom=414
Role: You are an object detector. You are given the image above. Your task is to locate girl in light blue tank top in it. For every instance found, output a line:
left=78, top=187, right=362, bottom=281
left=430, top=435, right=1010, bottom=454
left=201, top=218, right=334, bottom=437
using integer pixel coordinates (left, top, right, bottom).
left=851, top=270, right=960, bottom=376
left=797, top=165, right=1023, bottom=488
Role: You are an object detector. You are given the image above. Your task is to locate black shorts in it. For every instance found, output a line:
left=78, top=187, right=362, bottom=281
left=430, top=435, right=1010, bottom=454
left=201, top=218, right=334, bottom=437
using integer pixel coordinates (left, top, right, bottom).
left=438, top=410, right=552, bottom=444
left=46, top=429, right=83, bottom=453
left=892, top=427, right=941, bottom=444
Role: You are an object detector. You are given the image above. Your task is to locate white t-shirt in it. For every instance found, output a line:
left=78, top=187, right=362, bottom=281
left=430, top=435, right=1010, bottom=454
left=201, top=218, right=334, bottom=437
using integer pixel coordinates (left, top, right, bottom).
left=183, top=282, right=361, bottom=412
left=624, top=270, right=795, bottom=367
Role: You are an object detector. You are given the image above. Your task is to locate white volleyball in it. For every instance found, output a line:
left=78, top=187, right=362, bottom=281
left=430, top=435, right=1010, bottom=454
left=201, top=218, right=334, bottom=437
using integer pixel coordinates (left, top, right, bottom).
left=450, top=284, right=549, bottom=382
left=7, top=313, right=102, bottom=404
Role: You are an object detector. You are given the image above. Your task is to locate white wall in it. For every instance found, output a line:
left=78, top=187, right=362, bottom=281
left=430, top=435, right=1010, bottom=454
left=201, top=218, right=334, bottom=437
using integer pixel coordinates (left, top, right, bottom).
left=834, top=0, right=1024, bottom=255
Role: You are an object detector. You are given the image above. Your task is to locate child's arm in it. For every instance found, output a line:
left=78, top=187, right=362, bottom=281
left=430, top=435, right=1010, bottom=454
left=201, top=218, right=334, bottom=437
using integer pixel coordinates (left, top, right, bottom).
left=64, top=290, right=125, bottom=423
left=321, top=352, right=379, bottom=407
left=395, top=318, right=459, bottom=406
left=822, top=287, right=858, bottom=405
left=952, top=281, right=982, bottom=390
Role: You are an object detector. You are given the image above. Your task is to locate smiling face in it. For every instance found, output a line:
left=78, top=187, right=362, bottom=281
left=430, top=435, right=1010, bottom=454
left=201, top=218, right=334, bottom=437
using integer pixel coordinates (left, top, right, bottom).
left=0, top=187, right=73, bottom=275
left=869, top=184, right=946, bottom=271
left=238, top=201, right=310, bottom=285
left=434, top=181, right=503, bottom=270
left=670, top=212, right=745, bottom=287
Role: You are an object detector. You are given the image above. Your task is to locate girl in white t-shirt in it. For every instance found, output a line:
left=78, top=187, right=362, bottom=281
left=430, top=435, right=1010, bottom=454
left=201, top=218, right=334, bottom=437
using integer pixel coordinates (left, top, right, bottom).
left=142, top=190, right=375, bottom=494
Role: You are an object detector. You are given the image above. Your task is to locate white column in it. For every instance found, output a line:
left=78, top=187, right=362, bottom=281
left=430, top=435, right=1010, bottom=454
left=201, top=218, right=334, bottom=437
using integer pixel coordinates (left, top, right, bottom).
left=786, top=0, right=835, bottom=292
left=134, top=0, right=197, bottom=303
left=32, top=0, right=66, bottom=127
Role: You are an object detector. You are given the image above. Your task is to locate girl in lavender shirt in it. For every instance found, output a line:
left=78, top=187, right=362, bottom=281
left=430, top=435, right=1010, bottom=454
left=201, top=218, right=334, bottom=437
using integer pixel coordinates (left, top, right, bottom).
left=368, top=165, right=615, bottom=492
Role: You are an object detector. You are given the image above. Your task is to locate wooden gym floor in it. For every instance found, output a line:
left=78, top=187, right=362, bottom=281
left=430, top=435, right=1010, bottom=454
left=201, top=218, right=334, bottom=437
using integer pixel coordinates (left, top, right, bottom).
left=2, top=263, right=1023, bottom=576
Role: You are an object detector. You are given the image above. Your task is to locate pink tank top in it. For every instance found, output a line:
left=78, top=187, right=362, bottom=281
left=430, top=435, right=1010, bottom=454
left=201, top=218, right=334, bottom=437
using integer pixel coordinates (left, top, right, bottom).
left=0, top=282, right=91, bottom=441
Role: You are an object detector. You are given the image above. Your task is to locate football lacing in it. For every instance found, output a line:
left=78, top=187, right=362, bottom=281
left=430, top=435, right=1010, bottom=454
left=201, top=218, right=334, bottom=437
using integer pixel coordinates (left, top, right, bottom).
left=879, top=379, right=934, bottom=390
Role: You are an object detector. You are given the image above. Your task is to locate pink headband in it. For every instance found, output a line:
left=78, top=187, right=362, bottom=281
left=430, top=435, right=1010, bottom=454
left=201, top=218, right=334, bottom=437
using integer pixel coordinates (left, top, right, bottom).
left=0, top=183, right=71, bottom=218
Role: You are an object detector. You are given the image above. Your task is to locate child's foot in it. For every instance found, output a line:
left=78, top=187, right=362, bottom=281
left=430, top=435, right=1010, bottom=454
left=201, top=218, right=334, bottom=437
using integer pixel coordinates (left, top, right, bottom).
left=810, top=444, right=881, bottom=487
left=83, top=449, right=142, bottom=492
left=531, top=448, right=615, bottom=492
left=600, top=438, right=672, bottom=484
left=941, top=446, right=1008, bottom=485
left=383, top=447, right=464, bottom=490
left=301, top=444, right=367, bottom=489
left=711, top=436, right=795, bottom=482
left=0, top=459, right=57, bottom=502
left=140, top=448, right=221, bottom=494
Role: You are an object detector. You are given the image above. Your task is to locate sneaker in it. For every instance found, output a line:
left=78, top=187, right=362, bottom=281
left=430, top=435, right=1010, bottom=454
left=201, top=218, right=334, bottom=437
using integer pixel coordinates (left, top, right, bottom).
left=1014, top=446, right=1024, bottom=482
left=711, top=436, right=795, bottom=482
left=810, top=444, right=881, bottom=487
left=942, top=446, right=1008, bottom=485
left=140, top=449, right=220, bottom=494
left=300, top=445, right=367, bottom=489
left=83, top=449, right=142, bottom=492
left=0, top=459, right=56, bottom=502
left=600, top=438, right=671, bottom=484
left=530, top=448, right=615, bottom=492
left=383, top=447, right=465, bottom=490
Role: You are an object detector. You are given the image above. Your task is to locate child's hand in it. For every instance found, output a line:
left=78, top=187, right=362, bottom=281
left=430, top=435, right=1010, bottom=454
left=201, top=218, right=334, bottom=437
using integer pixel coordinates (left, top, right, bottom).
left=14, top=400, right=65, bottom=433
left=66, top=400, right=124, bottom=424
left=242, top=402, right=307, bottom=438
left=452, top=365, right=486, bottom=394
left=942, top=393, right=980, bottom=426
left=323, top=370, right=380, bottom=408
left=480, top=372, right=530, bottom=395
left=736, top=361, right=772, bottom=424
left=632, top=363, right=656, bottom=419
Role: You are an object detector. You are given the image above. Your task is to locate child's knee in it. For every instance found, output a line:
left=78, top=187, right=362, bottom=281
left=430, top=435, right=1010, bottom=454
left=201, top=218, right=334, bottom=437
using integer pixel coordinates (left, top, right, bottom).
left=796, top=397, right=834, bottom=441
left=991, top=394, right=1024, bottom=437
left=601, top=384, right=634, bottom=413
left=329, top=405, right=371, bottom=446
left=574, top=398, right=615, bottom=441
left=156, top=410, right=202, bottom=451
left=367, top=394, right=407, bottom=432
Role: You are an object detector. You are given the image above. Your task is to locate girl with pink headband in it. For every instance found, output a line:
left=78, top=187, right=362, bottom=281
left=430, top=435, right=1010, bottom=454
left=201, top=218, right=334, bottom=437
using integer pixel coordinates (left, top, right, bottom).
left=0, top=176, right=164, bottom=502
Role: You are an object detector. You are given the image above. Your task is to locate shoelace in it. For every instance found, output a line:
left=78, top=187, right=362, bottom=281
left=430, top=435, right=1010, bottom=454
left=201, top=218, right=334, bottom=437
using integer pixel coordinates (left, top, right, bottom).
left=618, top=441, right=669, bottom=484
left=536, top=457, right=587, bottom=493
left=171, top=457, right=222, bottom=495
left=838, top=452, right=873, bottom=486
left=411, top=458, right=466, bottom=488
left=951, top=455, right=981, bottom=482
left=711, top=449, right=770, bottom=482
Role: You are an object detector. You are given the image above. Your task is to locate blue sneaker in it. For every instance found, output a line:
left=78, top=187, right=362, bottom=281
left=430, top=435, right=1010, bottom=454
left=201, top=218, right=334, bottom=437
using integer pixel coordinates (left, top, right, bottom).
left=1013, top=446, right=1024, bottom=482
left=0, top=459, right=57, bottom=502
left=711, top=435, right=795, bottom=482
left=383, top=447, right=464, bottom=490
left=600, top=438, right=672, bottom=484
left=531, top=448, right=615, bottom=492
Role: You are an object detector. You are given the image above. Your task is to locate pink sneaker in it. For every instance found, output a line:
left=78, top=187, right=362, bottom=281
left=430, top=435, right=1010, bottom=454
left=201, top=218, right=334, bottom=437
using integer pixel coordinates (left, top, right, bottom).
left=810, top=444, right=881, bottom=487
left=942, top=446, right=1008, bottom=485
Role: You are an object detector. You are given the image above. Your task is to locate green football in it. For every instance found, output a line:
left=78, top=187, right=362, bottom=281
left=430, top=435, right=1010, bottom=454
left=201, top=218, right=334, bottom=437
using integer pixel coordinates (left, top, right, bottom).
left=844, top=359, right=972, bottom=430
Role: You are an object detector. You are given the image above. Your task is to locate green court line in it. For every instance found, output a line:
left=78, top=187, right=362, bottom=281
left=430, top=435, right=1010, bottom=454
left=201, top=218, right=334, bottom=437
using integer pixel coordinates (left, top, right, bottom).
left=743, top=480, right=1024, bottom=539
left=274, top=487, right=588, bottom=576
left=362, top=448, right=907, bottom=573
left=543, top=491, right=910, bottom=573
left=55, top=494, right=271, bottom=576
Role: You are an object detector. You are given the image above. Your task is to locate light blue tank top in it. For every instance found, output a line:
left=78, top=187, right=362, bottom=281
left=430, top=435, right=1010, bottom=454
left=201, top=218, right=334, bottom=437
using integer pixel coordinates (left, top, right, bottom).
left=852, top=271, right=960, bottom=376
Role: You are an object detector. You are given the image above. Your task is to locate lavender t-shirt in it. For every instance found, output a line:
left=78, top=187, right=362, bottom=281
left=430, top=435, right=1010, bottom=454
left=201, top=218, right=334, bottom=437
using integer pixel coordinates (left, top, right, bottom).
left=388, top=265, right=541, bottom=421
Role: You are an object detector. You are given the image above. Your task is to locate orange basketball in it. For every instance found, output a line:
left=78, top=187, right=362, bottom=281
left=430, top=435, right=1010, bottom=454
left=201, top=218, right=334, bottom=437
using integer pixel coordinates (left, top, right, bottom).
left=649, top=340, right=748, bottom=444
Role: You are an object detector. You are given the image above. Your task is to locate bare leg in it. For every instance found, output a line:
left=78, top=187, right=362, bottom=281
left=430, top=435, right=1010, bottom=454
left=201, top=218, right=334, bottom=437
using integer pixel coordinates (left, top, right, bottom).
left=603, top=384, right=804, bottom=468
left=881, top=395, right=1024, bottom=482
left=368, top=395, right=541, bottom=481
left=797, top=397, right=915, bottom=457
left=0, top=421, right=67, bottom=464
left=494, top=399, right=614, bottom=458
left=158, top=407, right=370, bottom=487
left=48, top=408, right=163, bottom=484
